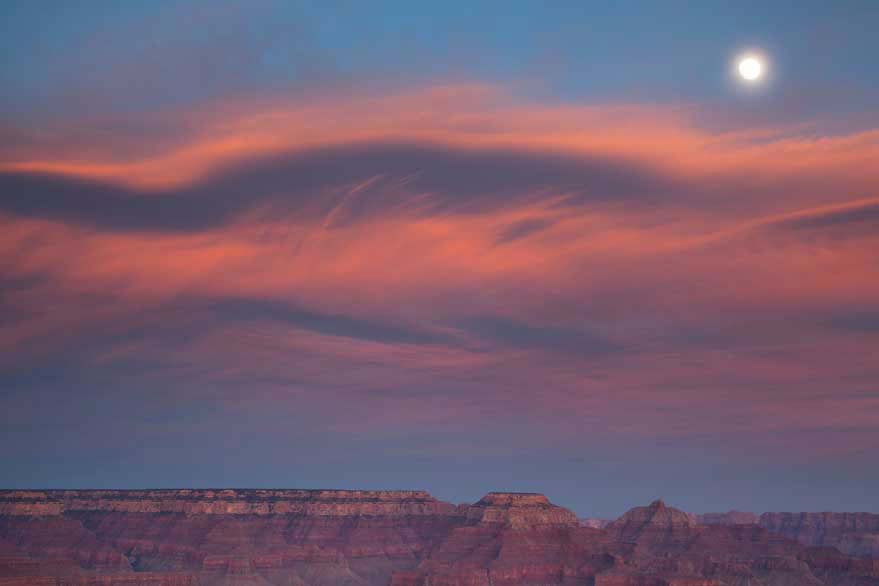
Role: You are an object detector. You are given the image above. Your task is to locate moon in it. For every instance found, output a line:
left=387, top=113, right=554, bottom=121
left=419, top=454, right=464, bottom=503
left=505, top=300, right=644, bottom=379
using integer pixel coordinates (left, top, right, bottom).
left=738, top=57, right=763, bottom=81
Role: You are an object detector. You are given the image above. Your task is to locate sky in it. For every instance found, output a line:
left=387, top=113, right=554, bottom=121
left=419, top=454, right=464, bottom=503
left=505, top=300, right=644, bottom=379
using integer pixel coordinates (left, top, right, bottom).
left=1, top=0, right=878, bottom=517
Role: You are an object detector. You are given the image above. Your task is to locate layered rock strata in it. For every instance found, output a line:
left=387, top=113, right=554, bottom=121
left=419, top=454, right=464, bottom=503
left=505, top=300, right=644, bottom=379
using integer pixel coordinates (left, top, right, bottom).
left=696, top=511, right=758, bottom=526
left=1, top=490, right=877, bottom=586
left=696, top=508, right=879, bottom=558
left=0, top=489, right=452, bottom=517
left=759, top=512, right=879, bottom=558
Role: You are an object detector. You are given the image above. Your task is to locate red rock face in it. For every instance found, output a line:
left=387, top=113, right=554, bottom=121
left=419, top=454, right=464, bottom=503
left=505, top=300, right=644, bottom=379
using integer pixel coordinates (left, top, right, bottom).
left=0, top=490, right=453, bottom=517
left=696, top=511, right=758, bottom=526
left=759, top=512, right=879, bottom=558
left=0, top=490, right=877, bottom=586
left=461, top=492, right=580, bottom=528
left=0, top=490, right=459, bottom=586
left=605, top=500, right=696, bottom=551
left=580, top=518, right=613, bottom=529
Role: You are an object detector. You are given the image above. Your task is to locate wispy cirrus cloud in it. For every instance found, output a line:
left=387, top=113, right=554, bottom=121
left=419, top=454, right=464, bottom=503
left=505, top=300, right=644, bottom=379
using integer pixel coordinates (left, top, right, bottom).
left=1, top=84, right=878, bottom=484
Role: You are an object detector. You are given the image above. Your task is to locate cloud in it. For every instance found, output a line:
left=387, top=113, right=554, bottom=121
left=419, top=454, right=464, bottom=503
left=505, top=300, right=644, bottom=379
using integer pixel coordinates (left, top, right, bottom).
left=494, top=218, right=557, bottom=245
left=455, top=316, right=623, bottom=357
left=0, top=141, right=683, bottom=233
left=822, top=309, right=879, bottom=334
left=772, top=199, right=879, bottom=235
left=4, top=84, right=878, bottom=198
left=1, top=84, right=878, bottom=469
left=200, top=297, right=448, bottom=346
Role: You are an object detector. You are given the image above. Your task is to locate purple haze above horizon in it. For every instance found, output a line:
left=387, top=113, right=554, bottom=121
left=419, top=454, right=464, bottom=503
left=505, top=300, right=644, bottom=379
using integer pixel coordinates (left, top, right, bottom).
left=1, top=0, right=878, bottom=517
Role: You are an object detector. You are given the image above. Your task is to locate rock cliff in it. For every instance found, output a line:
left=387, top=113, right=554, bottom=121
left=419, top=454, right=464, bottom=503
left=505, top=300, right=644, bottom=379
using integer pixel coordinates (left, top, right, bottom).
left=1, top=490, right=877, bottom=586
left=696, top=511, right=758, bottom=526
left=759, top=512, right=879, bottom=558
left=0, top=489, right=453, bottom=517
left=580, top=518, right=613, bottom=529
left=461, top=492, right=579, bottom=528
left=606, top=500, right=695, bottom=550
left=693, top=508, right=879, bottom=558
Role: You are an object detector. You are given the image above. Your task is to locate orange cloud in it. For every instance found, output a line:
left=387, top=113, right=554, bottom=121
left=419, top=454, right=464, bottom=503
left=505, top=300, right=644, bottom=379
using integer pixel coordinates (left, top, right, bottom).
left=3, top=84, right=878, bottom=200
left=1, top=84, right=878, bottom=459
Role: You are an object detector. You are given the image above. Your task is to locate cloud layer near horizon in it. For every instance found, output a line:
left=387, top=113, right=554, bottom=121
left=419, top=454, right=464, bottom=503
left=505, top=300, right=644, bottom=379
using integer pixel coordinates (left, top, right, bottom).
left=2, top=85, right=878, bottom=510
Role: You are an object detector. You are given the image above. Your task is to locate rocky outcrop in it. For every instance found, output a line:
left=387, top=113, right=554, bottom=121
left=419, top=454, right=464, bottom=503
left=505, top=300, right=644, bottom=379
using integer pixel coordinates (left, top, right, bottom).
left=388, top=493, right=601, bottom=586
left=684, top=509, right=879, bottom=559
left=581, top=518, right=613, bottom=529
left=1, top=490, right=877, bottom=586
left=606, top=500, right=695, bottom=550
left=0, top=489, right=453, bottom=517
left=799, top=546, right=879, bottom=582
left=696, top=511, right=758, bottom=526
left=460, top=492, right=579, bottom=528
left=759, top=512, right=879, bottom=558
left=0, top=490, right=461, bottom=586
left=58, top=576, right=199, bottom=586
left=594, top=571, right=720, bottom=586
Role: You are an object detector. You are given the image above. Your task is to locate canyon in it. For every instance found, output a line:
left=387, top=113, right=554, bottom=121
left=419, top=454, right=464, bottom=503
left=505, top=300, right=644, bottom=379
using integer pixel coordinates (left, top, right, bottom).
left=0, top=490, right=877, bottom=586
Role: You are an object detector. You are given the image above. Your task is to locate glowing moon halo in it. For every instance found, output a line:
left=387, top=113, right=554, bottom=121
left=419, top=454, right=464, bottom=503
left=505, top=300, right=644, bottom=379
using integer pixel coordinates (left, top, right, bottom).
left=738, top=57, right=762, bottom=81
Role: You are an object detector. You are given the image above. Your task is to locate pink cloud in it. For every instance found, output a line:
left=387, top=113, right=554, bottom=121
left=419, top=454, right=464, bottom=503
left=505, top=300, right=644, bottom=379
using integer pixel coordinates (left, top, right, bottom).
left=1, top=85, right=878, bottom=460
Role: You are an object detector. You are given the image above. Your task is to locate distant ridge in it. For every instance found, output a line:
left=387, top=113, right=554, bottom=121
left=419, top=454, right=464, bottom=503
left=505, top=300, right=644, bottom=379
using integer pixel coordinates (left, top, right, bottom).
left=1, top=490, right=877, bottom=585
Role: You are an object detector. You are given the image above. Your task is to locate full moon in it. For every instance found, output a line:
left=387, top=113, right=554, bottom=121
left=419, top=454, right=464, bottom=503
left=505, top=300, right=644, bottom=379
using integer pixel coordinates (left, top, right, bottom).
left=738, top=57, right=762, bottom=81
